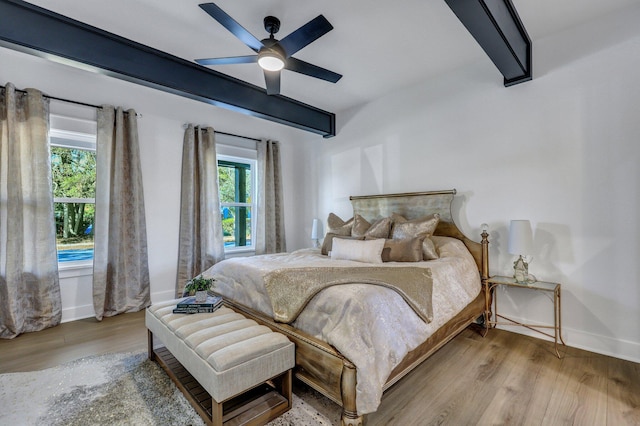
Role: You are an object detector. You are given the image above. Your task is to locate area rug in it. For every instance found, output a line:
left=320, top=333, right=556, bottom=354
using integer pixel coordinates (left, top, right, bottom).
left=0, top=351, right=341, bottom=425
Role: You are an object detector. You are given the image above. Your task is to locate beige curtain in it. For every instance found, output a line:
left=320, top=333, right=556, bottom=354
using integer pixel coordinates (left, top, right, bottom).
left=255, top=139, right=286, bottom=254
left=93, top=106, right=150, bottom=320
left=0, top=83, right=61, bottom=339
left=176, top=125, right=225, bottom=296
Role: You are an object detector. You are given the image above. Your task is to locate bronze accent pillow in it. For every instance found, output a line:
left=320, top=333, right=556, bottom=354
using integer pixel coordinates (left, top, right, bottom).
left=321, top=233, right=365, bottom=255
left=421, top=238, right=439, bottom=260
left=391, top=213, right=440, bottom=260
left=351, top=214, right=392, bottom=239
left=376, top=237, right=425, bottom=262
left=327, top=213, right=354, bottom=236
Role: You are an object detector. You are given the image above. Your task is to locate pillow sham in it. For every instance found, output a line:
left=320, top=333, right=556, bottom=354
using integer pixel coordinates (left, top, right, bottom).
left=421, top=238, right=440, bottom=260
left=351, top=214, right=392, bottom=239
left=330, top=238, right=385, bottom=264
left=391, top=212, right=440, bottom=237
left=391, top=213, right=440, bottom=260
left=380, top=237, right=425, bottom=262
left=321, top=233, right=364, bottom=256
left=327, top=212, right=354, bottom=236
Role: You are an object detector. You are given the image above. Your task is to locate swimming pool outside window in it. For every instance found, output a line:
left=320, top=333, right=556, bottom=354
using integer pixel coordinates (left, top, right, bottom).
left=50, top=127, right=97, bottom=264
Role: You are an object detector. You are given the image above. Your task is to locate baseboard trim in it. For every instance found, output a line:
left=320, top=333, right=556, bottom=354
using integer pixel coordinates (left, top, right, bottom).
left=151, top=289, right=179, bottom=303
left=61, top=304, right=95, bottom=323
left=497, top=320, right=640, bottom=364
left=61, top=289, right=179, bottom=323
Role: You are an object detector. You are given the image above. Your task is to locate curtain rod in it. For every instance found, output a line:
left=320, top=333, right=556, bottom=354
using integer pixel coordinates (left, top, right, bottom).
left=2, top=86, right=257, bottom=140
left=215, top=130, right=261, bottom=142
left=47, top=94, right=101, bottom=110
left=181, top=123, right=261, bottom=142
left=1, top=84, right=140, bottom=116
left=2, top=84, right=101, bottom=109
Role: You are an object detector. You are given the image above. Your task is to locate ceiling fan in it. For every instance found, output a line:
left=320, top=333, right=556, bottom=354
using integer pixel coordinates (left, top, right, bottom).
left=195, top=3, right=342, bottom=95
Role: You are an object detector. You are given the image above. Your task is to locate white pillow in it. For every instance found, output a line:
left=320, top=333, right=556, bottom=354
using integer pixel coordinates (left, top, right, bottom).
left=330, top=238, right=385, bottom=264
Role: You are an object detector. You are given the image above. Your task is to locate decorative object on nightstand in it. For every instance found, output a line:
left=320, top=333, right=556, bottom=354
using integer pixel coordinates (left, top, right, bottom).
left=508, top=219, right=535, bottom=283
left=311, top=218, right=321, bottom=248
left=484, top=275, right=566, bottom=358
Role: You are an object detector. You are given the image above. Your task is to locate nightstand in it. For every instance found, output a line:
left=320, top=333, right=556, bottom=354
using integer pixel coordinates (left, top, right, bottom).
left=484, top=275, right=566, bottom=358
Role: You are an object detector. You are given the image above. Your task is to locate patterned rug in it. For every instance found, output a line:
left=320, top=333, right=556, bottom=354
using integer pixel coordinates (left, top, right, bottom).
left=0, top=351, right=340, bottom=425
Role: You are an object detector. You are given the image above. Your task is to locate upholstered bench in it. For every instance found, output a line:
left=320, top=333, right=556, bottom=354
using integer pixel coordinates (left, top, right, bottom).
left=146, top=299, right=295, bottom=426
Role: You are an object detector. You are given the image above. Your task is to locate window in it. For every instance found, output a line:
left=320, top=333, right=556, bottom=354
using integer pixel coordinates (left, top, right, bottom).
left=218, top=155, right=257, bottom=252
left=50, top=128, right=97, bottom=265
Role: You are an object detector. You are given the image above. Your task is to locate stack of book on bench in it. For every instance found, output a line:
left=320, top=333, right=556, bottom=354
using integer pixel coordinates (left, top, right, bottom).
left=173, top=295, right=223, bottom=314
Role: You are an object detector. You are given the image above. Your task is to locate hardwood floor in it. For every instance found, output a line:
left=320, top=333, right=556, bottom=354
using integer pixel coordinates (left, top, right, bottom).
left=367, top=328, right=640, bottom=426
left=1, top=312, right=638, bottom=425
left=0, top=310, right=148, bottom=373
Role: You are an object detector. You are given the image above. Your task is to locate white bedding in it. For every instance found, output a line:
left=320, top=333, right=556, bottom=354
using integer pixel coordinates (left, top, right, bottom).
left=202, top=236, right=480, bottom=414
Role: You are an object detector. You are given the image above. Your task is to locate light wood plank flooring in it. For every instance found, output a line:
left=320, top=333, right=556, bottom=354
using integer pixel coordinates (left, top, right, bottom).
left=0, top=311, right=148, bottom=373
left=1, top=312, right=638, bottom=425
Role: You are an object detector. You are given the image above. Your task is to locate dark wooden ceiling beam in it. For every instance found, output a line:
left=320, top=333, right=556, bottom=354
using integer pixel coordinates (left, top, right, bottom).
left=445, top=0, right=532, bottom=86
left=0, top=0, right=336, bottom=137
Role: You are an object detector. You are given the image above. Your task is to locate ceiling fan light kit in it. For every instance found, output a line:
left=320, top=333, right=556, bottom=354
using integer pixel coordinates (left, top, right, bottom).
left=196, top=2, right=342, bottom=95
left=257, top=16, right=285, bottom=71
left=257, top=50, right=285, bottom=71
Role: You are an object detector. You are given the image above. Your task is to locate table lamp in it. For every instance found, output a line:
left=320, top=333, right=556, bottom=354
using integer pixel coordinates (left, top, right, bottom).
left=311, top=218, right=320, bottom=248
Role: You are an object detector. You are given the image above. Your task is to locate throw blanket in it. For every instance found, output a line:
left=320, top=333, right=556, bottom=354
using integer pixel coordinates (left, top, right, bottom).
left=264, top=266, right=433, bottom=323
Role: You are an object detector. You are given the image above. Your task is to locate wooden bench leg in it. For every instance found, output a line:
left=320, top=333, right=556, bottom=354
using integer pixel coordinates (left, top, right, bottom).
left=270, top=369, right=293, bottom=410
left=212, top=399, right=222, bottom=426
left=147, top=329, right=155, bottom=361
left=283, top=369, right=292, bottom=409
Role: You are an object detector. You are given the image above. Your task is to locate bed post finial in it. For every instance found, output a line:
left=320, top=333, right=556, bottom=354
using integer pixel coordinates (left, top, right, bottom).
left=480, top=224, right=490, bottom=281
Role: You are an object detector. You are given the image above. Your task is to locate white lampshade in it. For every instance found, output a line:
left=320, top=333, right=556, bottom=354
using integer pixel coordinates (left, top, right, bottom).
left=311, top=218, right=319, bottom=240
left=508, top=220, right=533, bottom=255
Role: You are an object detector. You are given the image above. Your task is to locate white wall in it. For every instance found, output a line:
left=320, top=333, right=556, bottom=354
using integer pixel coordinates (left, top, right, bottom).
left=314, top=6, right=640, bottom=362
left=0, top=46, right=317, bottom=321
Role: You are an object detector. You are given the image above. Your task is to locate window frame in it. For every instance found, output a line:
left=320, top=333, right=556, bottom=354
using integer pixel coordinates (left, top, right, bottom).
left=50, top=127, right=97, bottom=270
left=217, top=154, right=257, bottom=254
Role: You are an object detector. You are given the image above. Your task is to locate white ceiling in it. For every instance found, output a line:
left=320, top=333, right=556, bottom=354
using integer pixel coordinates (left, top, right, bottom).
left=25, top=0, right=640, bottom=113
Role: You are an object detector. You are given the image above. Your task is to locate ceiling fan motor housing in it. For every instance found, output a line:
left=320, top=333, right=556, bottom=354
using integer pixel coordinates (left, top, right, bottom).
left=264, top=16, right=280, bottom=35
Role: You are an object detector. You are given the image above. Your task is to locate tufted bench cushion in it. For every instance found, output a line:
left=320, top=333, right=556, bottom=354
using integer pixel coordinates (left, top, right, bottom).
left=146, top=298, right=295, bottom=425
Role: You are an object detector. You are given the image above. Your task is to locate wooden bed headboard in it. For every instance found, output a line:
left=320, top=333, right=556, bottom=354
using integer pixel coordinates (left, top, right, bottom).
left=350, top=189, right=488, bottom=278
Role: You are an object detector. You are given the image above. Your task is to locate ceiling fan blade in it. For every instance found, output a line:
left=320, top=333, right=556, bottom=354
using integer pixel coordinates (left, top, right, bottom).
left=285, top=57, right=342, bottom=83
left=199, top=3, right=264, bottom=52
left=278, top=15, right=333, bottom=57
left=264, top=70, right=281, bottom=95
left=196, top=55, right=258, bottom=66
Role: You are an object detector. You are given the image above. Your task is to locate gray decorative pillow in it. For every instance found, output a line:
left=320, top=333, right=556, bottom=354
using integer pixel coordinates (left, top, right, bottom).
left=391, top=213, right=440, bottom=260
left=377, top=237, right=425, bottom=262
left=321, top=233, right=364, bottom=256
left=351, top=214, right=392, bottom=239
left=327, top=213, right=353, bottom=236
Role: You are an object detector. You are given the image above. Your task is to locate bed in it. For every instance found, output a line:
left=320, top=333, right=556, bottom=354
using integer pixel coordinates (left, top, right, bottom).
left=201, top=189, right=489, bottom=425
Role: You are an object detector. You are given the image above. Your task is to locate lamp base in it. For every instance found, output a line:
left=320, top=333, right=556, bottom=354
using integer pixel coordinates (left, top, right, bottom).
left=513, top=255, right=534, bottom=284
